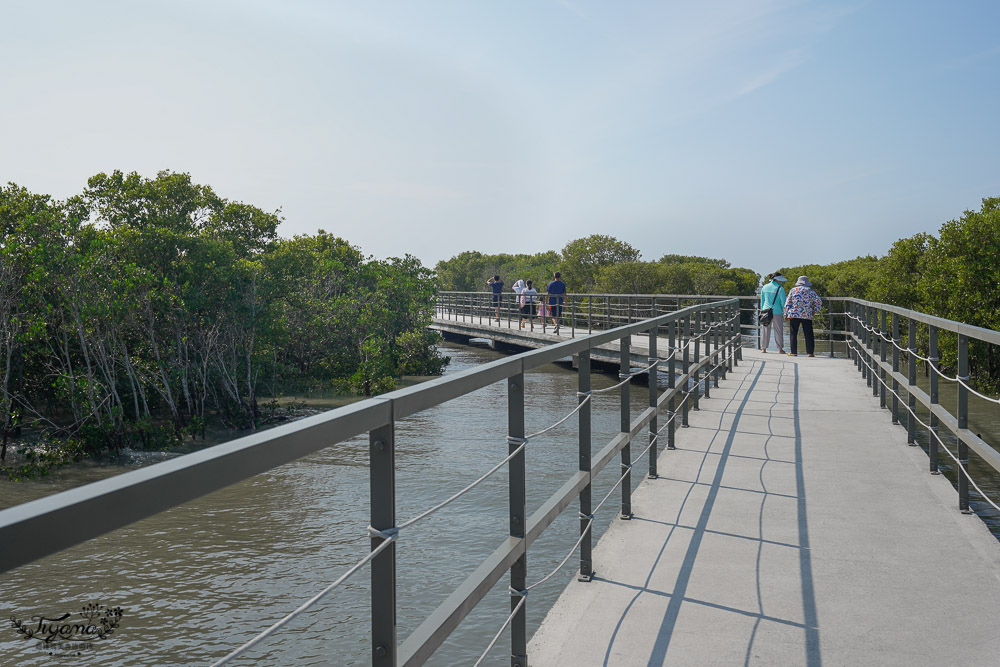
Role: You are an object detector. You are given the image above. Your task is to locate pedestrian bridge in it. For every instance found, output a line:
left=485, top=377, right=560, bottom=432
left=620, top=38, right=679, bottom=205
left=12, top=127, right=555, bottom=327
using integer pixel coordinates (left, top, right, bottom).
left=2, top=293, right=1000, bottom=665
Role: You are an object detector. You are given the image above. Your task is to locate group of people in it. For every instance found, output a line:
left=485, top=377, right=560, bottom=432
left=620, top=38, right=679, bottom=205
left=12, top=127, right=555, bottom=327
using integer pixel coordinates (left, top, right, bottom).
left=486, top=272, right=567, bottom=333
left=759, top=272, right=823, bottom=357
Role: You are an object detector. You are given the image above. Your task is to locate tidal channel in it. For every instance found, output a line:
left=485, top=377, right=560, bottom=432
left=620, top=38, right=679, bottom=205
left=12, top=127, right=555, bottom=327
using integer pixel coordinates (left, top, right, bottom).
left=0, top=341, right=656, bottom=666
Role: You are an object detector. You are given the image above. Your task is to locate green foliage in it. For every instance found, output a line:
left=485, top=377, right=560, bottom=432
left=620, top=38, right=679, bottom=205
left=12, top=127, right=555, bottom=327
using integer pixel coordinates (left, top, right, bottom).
left=779, top=197, right=1000, bottom=389
left=777, top=256, right=880, bottom=299
left=434, top=250, right=560, bottom=291
left=594, top=261, right=758, bottom=296
left=658, top=254, right=730, bottom=268
left=0, top=173, right=448, bottom=474
left=559, top=235, right=641, bottom=291
left=435, top=236, right=759, bottom=297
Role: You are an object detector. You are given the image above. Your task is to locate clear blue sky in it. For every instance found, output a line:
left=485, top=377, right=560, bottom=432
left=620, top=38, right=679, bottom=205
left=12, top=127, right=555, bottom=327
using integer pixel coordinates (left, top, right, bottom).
left=3, top=1, right=999, bottom=274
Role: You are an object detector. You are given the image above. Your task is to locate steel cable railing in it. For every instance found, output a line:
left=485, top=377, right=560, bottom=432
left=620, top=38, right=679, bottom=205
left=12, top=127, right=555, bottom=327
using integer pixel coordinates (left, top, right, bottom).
left=849, top=341, right=1000, bottom=514
left=210, top=531, right=399, bottom=666
left=845, top=312, right=1000, bottom=404
left=470, top=346, right=736, bottom=666
left=0, top=296, right=738, bottom=667
left=210, top=374, right=620, bottom=665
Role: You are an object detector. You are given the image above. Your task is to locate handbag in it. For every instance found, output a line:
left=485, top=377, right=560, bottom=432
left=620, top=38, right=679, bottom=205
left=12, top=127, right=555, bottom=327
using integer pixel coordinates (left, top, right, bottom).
left=757, top=286, right=782, bottom=326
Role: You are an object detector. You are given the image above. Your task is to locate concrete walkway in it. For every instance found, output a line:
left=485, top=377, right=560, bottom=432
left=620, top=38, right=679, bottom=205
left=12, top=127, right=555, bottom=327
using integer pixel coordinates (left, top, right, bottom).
left=529, top=350, right=1000, bottom=666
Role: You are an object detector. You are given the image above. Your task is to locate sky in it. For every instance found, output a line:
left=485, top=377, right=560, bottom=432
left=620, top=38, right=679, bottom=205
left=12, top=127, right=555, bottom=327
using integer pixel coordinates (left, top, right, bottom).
left=2, top=0, right=999, bottom=275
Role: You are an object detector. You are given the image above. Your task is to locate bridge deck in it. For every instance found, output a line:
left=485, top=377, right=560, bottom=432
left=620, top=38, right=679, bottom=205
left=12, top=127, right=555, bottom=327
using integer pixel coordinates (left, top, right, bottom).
left=430, top=315, right=696, bottom=368
left=529, top=349, right=1000, bottom=666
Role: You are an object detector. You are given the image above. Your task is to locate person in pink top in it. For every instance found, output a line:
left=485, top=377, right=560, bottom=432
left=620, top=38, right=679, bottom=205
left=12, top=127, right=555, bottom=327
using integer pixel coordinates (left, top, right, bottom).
left=784, top=276, right=823, bottom=357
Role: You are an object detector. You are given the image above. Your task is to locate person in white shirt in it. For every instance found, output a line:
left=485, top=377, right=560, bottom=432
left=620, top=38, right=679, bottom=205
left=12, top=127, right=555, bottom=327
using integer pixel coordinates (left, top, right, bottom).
left=519, top=280, right=538, bottom=328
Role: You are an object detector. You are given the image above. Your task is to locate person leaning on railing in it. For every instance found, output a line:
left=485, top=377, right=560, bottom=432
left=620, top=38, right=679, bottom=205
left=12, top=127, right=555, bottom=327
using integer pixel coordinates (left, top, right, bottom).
left=784, top=276, right=823, bottom=357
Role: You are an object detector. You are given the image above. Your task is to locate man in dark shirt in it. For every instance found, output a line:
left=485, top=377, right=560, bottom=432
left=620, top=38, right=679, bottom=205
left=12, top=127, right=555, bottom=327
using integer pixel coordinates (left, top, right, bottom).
left=487, top=275, right=504, bottom=322
left=546, top=271, right=567, bottom=333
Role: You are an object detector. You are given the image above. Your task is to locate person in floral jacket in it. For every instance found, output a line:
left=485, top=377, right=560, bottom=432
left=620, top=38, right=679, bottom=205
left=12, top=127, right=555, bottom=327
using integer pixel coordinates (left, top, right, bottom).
left=785, top=276, right=823, bottom=357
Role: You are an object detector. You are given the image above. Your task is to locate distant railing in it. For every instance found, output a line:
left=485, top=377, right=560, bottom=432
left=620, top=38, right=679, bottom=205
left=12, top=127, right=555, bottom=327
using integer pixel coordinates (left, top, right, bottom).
left=0, top=298, right=742, bottom=666
left=435, top=291, right=854, bottom=356
left=435, top=291, right=1000, bottom=519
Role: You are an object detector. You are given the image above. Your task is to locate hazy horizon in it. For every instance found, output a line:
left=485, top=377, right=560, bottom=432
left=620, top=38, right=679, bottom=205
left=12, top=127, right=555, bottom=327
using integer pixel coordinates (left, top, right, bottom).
left=3, top=1, right=998, bottom=277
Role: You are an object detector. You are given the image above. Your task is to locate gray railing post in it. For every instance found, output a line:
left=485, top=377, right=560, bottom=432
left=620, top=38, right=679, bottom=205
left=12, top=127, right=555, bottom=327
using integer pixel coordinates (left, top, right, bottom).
left=852, top=302, right=859, bottom=369
left=587, top=297, right=592, bottom=335
left=870, top=305, right=877, bottom=387
left=734, top=301, right=740, bottom=366
left=929, top=325, right=940, bottom=474
left=862, top=306, right=870, bottom=385
left=370, top=422, right=397, bottom=667
left=648, top=324, right=659, bottom=479
left=957, top=335, right=971, bottom=514
left=507, top=373, right=527, bottom=665
left=620, top=335, right=633, bottom=519
left=725, top=303, right=733, bottom=374
left=682, top=316, right=691, bottom=427
left=869, top=305, right=876, bottom=386
left=693, top=311, right=702, bottom=409
left=577, top=350, right=593, bottom=580
left=668, top=319, right=677, bottom=448
left=703, top=308, right=712, bottom=400
left=571, top=297, right=575, bottom=338
left=891, top=313, right=900, bottom=423
left=907, top=317, right=917, bottom=445
left=829, top=301, right=835, bottom=358
left=879, top=309, right=888, bottom=410
left=712, top=306, right=721, bottom=387
left=736, top=300, right=743, bottom=363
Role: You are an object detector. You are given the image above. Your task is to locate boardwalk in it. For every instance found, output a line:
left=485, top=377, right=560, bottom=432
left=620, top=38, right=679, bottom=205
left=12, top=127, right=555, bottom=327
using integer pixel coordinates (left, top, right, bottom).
left=430, top=314, right=722, bottom=368
left=529, top=349, right=1000, bottom=666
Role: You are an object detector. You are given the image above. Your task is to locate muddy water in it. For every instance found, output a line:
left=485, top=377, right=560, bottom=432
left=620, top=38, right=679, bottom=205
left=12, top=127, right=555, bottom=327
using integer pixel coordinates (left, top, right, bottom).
left=0, top=342, right=654, bottom=666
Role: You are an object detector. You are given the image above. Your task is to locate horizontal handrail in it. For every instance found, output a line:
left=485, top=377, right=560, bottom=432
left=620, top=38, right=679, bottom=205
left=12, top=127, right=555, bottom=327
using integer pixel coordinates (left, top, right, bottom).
left=0, top=296, right=741, bottom=667
left=2, top=302, right=726, bottom=572
left=843, top=298, right=1000, bottom=521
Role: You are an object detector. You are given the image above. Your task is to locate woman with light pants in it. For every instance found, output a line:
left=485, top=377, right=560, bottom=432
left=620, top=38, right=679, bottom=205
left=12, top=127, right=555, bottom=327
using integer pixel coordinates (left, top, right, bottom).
left=760, top=273, right=787, bottom=353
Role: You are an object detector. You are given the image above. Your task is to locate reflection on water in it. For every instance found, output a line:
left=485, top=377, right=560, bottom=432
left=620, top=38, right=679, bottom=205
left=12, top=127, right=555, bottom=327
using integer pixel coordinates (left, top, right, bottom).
left=0, top=342, right=654, bottom=666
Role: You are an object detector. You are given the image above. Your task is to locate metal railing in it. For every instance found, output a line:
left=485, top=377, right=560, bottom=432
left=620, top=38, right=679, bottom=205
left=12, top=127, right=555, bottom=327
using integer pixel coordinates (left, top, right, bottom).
left=436, top=291, right=1000, bottom=517
left=843, top=299, right=1000, bottom=515
left=0, top=299, right=742, bottom=666
left=435, top=291, right=855, bottom=357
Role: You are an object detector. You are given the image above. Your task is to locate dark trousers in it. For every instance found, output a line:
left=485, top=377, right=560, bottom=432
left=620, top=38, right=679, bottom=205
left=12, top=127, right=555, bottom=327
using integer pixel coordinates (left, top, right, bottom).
left=788, top=318, right=814, bottom=355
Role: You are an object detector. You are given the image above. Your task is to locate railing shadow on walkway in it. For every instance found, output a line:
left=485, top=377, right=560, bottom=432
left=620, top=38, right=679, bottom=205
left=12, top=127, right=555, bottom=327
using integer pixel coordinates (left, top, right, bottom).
left=0, top=299, right=743, bottom=666
left=571, top=359, right=821, bottom=666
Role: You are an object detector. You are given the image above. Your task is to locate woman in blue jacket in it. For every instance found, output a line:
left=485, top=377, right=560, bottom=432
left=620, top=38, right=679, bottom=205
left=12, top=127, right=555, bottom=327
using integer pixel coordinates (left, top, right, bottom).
left=759, top=273, right=787, bottom=353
